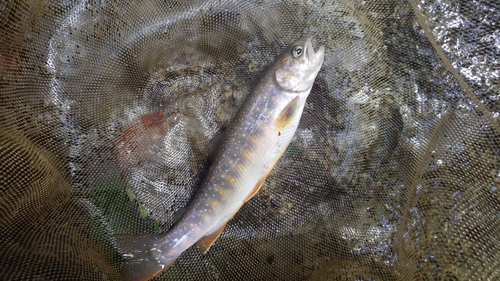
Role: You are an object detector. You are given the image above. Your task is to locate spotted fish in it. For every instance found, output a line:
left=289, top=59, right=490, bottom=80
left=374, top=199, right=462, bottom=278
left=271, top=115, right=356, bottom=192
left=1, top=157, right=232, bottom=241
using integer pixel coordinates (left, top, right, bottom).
left=117, top=36, right=325, bottom=280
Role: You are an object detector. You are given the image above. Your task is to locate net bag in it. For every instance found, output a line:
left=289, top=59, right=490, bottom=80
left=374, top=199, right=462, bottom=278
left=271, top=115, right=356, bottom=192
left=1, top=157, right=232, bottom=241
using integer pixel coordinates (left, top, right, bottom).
left=1, top=0, right=499, bottom=280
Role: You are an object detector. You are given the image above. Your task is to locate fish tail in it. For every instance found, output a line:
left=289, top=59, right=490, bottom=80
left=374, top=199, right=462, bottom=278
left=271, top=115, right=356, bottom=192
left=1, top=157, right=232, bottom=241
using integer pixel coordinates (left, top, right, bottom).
left=115, top=234, right=175, bottom=281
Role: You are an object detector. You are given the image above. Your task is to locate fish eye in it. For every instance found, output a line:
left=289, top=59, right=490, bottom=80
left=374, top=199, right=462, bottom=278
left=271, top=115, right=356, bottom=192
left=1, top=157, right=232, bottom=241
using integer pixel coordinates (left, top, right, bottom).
left=291, top=45, right=303, bottom=58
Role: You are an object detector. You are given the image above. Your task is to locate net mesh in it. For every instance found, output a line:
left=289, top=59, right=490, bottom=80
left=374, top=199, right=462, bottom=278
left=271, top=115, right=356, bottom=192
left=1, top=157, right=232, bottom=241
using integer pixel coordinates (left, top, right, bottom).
left=1, top=0, right=500, bottom=280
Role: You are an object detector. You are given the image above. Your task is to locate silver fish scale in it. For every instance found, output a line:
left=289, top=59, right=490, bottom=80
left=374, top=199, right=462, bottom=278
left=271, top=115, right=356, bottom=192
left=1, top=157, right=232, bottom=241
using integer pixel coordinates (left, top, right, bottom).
left=177, top=72, right=288, bottom=237
left=132, top=37, right=324, bottom=279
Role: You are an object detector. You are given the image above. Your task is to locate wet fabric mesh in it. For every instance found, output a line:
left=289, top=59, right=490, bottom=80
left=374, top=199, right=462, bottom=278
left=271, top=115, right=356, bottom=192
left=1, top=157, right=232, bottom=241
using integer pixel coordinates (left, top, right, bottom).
left=1, top=0, right=500, bottom=280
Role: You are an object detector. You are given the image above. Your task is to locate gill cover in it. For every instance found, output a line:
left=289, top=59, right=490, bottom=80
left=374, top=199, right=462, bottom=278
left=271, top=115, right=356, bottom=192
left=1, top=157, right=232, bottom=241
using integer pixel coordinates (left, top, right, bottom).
left=275, top=46, right=309, bottom=92
left=274, top=37, right=324, bottom=92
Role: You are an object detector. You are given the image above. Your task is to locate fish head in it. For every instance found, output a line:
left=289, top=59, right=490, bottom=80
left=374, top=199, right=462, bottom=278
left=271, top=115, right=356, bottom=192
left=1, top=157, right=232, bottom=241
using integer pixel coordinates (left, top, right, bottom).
left=274, top=37, right=325, bottom=93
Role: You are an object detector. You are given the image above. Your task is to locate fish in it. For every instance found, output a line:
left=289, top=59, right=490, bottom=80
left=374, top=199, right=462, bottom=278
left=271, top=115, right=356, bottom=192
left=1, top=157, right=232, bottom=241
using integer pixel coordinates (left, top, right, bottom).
left=116, top=36, right=325, bottom=281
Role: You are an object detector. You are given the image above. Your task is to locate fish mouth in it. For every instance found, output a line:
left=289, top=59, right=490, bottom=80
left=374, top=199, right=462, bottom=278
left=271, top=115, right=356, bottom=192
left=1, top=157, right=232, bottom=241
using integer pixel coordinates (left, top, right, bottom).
left=306, top=37, right=325, bottom=66
left=314, top=45, right=325, bottom=65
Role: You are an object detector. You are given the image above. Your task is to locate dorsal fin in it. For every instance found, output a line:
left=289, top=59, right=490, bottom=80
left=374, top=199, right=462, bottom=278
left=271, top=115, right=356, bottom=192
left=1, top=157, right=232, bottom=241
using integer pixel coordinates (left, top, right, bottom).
left=202, top=130, right=225, bottom=166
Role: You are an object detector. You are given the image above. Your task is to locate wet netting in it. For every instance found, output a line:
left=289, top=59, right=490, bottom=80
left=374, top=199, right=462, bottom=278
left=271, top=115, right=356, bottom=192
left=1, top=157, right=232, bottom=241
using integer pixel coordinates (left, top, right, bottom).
left=1, top=0, right=500, bottom=280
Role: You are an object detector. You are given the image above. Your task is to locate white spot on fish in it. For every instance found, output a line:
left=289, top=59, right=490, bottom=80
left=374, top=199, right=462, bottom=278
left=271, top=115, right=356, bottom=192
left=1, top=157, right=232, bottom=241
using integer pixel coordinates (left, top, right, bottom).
left=225, top=158, right=240, bottom=172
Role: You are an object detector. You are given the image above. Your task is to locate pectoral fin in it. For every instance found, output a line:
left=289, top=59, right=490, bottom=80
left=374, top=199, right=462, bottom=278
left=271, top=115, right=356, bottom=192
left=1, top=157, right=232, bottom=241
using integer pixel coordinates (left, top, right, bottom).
left=197, top=222, right=228, bottom=252
left=276, top=96, right=299, bottom=131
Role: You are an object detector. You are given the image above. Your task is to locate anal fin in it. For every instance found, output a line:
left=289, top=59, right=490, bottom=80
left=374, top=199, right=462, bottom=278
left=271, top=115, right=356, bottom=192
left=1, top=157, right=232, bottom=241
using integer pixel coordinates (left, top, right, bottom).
left=122, top=259, right=172, bottom=281
left=197, top=222, right=228, bottom=252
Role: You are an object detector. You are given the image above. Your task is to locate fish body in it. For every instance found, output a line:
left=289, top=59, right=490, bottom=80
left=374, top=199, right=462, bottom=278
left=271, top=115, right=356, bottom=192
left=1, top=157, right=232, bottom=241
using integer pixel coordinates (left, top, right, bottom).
left=117, top=37, right=325, bottom=281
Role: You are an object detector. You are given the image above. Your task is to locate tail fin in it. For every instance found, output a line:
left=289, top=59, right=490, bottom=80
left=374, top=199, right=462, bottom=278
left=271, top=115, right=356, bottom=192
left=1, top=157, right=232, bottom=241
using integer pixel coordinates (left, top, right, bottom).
left=115, top=234, right=174, bottom=281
